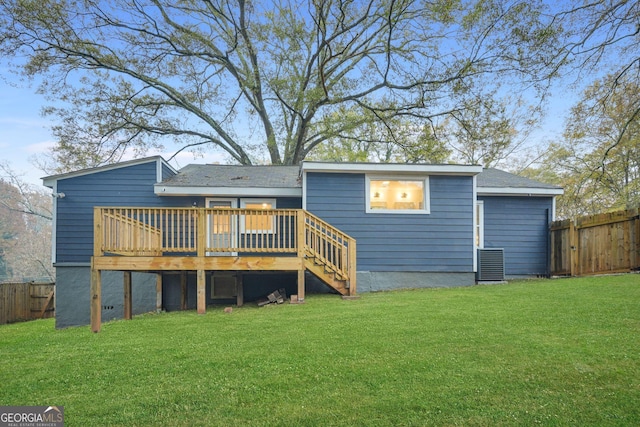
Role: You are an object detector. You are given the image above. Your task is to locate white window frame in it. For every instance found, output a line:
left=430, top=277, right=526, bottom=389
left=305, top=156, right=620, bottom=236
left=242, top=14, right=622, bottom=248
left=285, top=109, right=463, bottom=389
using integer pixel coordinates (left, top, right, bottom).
left=240, top=198, right=277, bottom=233
left=365, top=175, right=430, bottom=214
left=475, top=200, right=484, bottom=249
left=205, top=197, right=239, bottom=256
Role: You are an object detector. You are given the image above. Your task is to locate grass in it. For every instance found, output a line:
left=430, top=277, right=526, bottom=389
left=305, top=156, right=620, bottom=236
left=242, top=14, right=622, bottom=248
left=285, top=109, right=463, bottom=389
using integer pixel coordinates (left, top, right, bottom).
left=1, top=275, right=639, bottom=426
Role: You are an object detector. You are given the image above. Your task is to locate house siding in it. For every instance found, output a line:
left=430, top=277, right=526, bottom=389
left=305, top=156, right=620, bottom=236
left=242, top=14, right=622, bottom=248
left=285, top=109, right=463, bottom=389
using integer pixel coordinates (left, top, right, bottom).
left=161, top=163, right=175, bottom=180
left=55, top=160, right=176, bottom=264
left=55, top=160, right=302, bottom=264
left=55, top=267, right=156, bottom=329
left=52, top=159, right=303, bottom=327
left=305, top=172, right=475, bottom=273
left=479, top=195, right=553, bottom=277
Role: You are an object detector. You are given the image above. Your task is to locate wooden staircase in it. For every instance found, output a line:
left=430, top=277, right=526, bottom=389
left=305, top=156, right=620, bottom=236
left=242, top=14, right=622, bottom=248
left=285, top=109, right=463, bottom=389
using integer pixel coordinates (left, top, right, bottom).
left=302, top=212, right=356, bottom=296
left=304, top=256, right=350, bottom=295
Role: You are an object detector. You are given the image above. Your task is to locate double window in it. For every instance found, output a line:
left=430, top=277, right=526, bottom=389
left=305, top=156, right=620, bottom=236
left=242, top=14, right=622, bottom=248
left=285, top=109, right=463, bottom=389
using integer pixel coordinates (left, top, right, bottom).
left=366, top=176, right=430, bottom=214
left=240, top=198, right=276, bottom=233
left=206, top=197, right=276, bottom=239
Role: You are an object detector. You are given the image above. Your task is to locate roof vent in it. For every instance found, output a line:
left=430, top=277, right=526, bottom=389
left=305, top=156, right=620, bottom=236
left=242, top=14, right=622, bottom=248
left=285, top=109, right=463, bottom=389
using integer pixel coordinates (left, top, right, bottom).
left=477, top=248, right=505, bottom=282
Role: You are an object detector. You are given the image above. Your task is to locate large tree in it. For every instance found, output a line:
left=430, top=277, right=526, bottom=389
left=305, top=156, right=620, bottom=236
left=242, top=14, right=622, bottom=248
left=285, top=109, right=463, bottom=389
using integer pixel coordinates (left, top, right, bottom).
left=552, top=0, right=639, bottom=157
left=1, top=0, right=561, bottom=170
left=525, top=73, right=640, bottom=218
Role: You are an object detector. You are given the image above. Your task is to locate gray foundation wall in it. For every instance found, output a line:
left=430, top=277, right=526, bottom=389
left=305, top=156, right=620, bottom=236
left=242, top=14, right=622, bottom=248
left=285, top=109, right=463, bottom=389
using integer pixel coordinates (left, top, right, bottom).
left=55, top=265, right=157, bottom=329
left=55, top=267, right=474, bottom=328
left=356, top=271, right=476, bottom=292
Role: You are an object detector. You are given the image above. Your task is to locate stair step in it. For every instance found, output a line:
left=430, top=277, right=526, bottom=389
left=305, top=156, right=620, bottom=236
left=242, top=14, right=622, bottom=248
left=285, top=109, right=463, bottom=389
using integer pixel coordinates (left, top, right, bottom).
left=304, top=260, right=349, bottom=296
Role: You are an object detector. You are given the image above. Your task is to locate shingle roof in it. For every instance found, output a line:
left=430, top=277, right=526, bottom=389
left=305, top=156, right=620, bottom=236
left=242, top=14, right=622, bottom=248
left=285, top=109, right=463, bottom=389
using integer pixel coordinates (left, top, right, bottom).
left=477, top=168, right=561, bottom=190
left=161, top=164, right=301, bottom=189
left=161, top=164, right=560, bottom=192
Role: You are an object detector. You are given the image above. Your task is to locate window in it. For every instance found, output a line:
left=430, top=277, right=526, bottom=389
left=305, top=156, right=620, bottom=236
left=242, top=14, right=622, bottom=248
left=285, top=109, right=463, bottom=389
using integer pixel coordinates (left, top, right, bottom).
left=366, top=176, right=429, bottom=214
left=211, top=274, right=237, bottom=299
left=241, top=198, right=276, bottom=233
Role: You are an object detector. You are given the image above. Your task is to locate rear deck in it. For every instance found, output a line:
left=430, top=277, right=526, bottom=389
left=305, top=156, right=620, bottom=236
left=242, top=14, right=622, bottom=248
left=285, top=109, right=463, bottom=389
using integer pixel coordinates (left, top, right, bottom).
left=90, top=207, right=356, bottom=332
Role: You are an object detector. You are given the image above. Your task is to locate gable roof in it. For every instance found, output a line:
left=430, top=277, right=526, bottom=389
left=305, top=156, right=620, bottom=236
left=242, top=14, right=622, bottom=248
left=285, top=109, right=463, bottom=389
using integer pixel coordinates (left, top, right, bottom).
left=42, top=157, right=561, bottom=198
left=477, top=168, right=563, bottom=196
left=42, top=156, right=175, bottom=188
left=155, top=164, right=301, bottom=197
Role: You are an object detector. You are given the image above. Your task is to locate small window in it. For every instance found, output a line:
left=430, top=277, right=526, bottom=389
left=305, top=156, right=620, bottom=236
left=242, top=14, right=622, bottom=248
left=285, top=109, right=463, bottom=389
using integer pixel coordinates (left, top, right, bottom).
left=366, top=176, right=429, bottom=214
left=241, top=198, right=276, bottom=233
left=211, top=274, right=237, bottom=299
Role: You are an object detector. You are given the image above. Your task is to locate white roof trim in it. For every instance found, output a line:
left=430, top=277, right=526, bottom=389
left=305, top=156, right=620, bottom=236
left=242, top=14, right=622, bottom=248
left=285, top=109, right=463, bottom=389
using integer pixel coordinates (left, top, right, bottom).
left=42, top=156, right=176, bottom=188
left=301, top=162, right=483, bottom=175
left=155, top=185, right=302, bottom=197
left=477, top=187, right=564, bottom=196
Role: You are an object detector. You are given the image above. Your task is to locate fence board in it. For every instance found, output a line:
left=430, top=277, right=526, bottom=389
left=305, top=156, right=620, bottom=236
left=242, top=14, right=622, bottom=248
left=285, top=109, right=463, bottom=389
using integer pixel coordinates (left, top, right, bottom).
left=550, top=207, right=640, bottom=276
left=0, top=282, right=55, bottom=324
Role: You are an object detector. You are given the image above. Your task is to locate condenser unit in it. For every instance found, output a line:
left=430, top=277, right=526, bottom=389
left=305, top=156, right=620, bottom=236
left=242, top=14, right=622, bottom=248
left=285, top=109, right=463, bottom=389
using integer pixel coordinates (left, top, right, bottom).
left=477, top=248, right=505, bottom=282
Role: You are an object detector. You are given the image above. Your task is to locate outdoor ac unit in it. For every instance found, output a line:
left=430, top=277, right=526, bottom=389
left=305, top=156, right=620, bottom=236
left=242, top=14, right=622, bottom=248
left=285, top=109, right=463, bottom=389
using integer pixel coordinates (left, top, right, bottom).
left=477, top=248, right=505, bottom=282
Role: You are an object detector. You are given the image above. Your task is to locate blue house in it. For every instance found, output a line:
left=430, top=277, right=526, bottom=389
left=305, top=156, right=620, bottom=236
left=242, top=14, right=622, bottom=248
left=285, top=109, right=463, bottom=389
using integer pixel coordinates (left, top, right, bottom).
left=43, top=157, right=562, bottom=330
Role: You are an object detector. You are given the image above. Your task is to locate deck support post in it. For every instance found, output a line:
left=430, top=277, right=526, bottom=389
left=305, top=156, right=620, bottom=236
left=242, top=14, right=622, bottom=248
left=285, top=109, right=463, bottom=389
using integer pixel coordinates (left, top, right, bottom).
left=180, top=272, right=187, bottom=311
left=296, top=210, right=306, bottom=302
left=90, top=260, right=102, bottom=333
left=197, top=269, right=206, bottom=314
left=236, top=273, right=244, bottom=307
left=156, top=274, right=163, bottom=313
left=297, top=269, right=305, bottom=302
left=348, top=241, right=357, bottom=296
left=123, top=271, right=132, bottom=320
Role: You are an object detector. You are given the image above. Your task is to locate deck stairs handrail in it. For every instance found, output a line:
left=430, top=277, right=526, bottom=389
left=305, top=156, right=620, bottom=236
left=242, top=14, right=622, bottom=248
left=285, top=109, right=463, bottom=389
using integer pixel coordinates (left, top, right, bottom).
left=100, top=210, right=162, bottom=256
left=302, top=211, right=356, bottom=290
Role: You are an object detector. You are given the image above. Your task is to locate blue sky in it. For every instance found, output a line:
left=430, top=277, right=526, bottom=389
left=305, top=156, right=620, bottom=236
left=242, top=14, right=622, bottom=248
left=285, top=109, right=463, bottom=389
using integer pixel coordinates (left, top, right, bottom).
left=0, top=50, right=581, bottom=189
left=0, top=75, right=54, bottom=186
left=0, top=0, right=621, bottom=190
left=0, top=69, right=227, bottom=188
left=0, top=74, right=574, bottom=188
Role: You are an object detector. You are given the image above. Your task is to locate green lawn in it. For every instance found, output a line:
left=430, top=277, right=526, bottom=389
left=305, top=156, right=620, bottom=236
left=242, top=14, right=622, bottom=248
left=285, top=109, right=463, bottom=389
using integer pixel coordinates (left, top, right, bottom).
left=1, top=275, right=639, bottom=426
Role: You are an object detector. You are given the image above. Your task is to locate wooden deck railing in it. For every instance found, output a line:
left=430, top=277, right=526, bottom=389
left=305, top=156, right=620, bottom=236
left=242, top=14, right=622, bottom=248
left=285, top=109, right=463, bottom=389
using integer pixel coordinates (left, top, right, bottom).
left=302, top=211, right=356, bottom=282
left=95, top=207, right=300, bottom=256
left=100, top=209, right=164, bottom=255
left=94, top=206, right=355, bottom=287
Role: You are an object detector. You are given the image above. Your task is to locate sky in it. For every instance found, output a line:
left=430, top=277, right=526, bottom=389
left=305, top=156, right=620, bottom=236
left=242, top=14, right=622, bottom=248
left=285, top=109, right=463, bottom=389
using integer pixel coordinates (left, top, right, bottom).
left=0, top=77, right=55, bottom=186
left=0, top=0, right=625, bottom=191
left=0, top=71, right=228, bottom=188
left=0, top=73, right=576, bottom=189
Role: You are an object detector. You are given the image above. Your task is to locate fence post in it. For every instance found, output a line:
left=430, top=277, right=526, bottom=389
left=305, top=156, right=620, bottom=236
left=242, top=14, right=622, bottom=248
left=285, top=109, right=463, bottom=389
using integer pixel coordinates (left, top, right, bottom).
left=569, top=220, right=578, bottom=277
left=630, top=208, right=640, bottom=271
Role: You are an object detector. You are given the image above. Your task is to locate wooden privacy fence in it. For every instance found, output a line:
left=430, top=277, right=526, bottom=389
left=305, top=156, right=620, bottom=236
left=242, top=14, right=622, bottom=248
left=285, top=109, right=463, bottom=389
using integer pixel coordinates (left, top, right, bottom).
left=0, top=282, right=55, bottom=324
left=550, top=207, right=640, bottom=276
